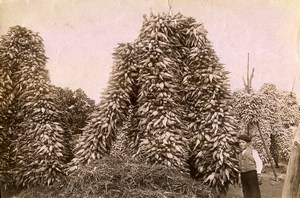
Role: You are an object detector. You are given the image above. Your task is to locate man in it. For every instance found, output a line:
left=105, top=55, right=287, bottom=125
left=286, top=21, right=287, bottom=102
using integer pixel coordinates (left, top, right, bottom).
left=238, top=134, right=263, bottom=198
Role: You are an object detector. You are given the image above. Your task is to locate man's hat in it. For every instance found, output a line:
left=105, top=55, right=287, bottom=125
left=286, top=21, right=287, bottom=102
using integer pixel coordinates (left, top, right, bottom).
left=238, top=134, right=251, bottom=143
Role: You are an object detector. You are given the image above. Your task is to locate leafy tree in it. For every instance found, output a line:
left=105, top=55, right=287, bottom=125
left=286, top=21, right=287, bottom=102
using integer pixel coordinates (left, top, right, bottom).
left=71, top=13, right=239, bottom=195
left=71, top=89, right=95, bottom=132
left=53, top=87, right=95, bottom=135
left=0, top=26, right=70, bottom=186
left=52, top=86, right=95, bottom=154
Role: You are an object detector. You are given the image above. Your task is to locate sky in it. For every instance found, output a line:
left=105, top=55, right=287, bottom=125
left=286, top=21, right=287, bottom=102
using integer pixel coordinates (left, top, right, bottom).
left=0, top=0, right=299, bottom=102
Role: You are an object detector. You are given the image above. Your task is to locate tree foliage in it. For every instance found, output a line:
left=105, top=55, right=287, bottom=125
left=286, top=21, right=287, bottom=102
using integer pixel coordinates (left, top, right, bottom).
left=52, top=86, right=95, bottom=158
left=53, top=87, right=95, bottom=135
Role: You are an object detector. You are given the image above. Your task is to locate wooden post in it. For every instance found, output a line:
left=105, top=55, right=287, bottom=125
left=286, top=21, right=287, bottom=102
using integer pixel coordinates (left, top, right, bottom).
left=281, top=127, right=300, bottom=198
left=242, top=53, right=254, bottom=93
left=256, top=123, right=278, bottom=180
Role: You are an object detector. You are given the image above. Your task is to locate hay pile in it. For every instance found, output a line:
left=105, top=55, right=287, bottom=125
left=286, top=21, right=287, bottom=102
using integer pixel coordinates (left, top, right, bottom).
left=17, top=156, right=211, bottom=198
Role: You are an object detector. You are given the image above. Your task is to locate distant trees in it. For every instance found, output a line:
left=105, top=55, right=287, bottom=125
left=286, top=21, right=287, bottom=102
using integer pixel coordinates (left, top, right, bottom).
left=53, top=86, right=95, bottom=157
left=53, top=87, right=95, bottom=134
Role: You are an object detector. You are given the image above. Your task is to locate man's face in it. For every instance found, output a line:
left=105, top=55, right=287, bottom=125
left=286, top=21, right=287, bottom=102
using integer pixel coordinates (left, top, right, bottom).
left=239, top=140, right=248, bottom=150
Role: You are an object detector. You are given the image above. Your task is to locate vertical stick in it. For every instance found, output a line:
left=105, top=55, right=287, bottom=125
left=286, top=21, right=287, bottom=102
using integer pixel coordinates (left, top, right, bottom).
left=168, top=0, right=173, bottom=16
left=256, top=123, right=278, bottom=180
left=247, top=53, right=250, bottom=90
left=291, top=76, right=295, bottom=95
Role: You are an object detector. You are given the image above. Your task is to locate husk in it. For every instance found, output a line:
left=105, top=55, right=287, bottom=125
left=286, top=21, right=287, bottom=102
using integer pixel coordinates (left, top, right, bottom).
left=17, top=155, right=211, bottom=198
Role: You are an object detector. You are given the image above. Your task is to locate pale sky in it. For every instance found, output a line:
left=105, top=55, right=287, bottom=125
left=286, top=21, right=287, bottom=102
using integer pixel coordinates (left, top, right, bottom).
left=0, top=0, right=299, bottom=102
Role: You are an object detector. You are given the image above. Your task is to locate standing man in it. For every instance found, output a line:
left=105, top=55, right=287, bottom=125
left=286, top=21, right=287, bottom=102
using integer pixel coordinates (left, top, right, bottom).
left=238, top=134, right=263, bottom=198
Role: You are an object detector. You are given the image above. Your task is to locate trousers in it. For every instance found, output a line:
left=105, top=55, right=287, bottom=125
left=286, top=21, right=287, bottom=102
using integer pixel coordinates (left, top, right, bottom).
left=241, top=170, right=261, bottom=198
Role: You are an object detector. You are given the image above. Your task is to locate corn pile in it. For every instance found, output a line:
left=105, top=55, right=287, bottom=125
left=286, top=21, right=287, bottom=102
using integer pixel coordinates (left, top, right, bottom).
left=18, top=155, right=211, bottom=198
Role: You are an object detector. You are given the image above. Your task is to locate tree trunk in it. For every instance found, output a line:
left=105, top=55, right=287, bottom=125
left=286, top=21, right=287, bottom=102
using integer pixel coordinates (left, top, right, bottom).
left=281, top=127, right=300, bottom=198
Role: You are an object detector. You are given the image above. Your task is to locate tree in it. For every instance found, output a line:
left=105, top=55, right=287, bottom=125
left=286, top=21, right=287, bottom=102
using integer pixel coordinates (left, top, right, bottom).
left=52, top=86, right=95, bottom=153
left=71, top=13, right=239, bottom=195
left=0, top=26, right=71, bottom=186
left=53, top=87, right=95, bottom=135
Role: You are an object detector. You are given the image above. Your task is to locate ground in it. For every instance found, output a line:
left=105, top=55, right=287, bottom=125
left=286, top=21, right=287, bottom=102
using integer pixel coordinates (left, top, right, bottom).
left=227, top=165, right=285, bottom=198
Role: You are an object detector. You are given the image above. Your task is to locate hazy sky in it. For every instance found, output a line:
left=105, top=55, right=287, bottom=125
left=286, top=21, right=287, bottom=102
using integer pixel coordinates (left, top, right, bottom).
left=0, top=0, right=299, bottom=102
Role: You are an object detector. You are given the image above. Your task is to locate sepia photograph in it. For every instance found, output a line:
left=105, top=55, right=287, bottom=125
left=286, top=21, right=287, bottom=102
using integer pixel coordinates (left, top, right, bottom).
left=0, top=0, right=299, bottom=197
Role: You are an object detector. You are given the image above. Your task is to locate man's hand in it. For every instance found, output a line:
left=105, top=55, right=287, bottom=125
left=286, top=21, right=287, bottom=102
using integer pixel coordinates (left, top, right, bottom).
left=237, top=174, right=242, bottom=188
left=257, top=174, right=262, bottom=185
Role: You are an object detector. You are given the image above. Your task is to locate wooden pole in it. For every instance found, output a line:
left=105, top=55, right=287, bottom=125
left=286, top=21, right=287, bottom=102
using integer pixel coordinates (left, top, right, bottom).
left=243, top=53, right=254, bottom=93
left=281, top=127, right=300, bottom=198
left=247, top=53, right=250, bottom=91
left=291, top=76, right=295, bottom=94
left=256, top=123, right=278, bottom=180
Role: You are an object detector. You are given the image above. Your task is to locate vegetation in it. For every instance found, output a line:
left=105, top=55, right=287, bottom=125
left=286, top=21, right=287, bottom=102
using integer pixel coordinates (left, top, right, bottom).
left=0, top=12, right=299, bottom=198
left=232, top=81, right=299, bottom=167
left=0, top=26, right=94, bottom=187
left=0, top=26, right=69, bottom=186
left=231, top=56, right=299, bottom=179
left=70, top=12, right=239, bottom=195
left=17, top=155, right=211, bottom=198
left=53, top=86, right=95, bottom=151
